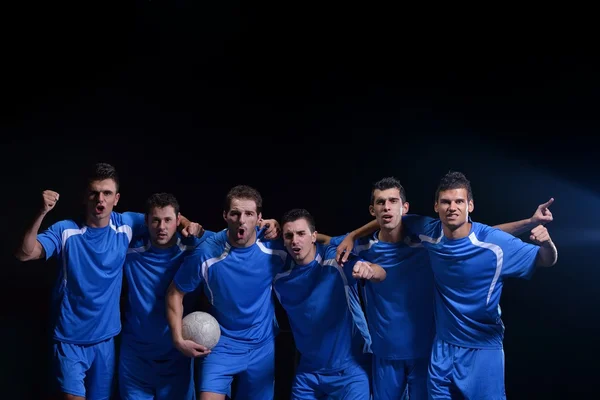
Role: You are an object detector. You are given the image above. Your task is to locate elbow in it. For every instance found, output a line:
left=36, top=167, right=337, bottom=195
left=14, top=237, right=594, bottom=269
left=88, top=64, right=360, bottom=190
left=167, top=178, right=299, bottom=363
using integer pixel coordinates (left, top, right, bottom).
left=15, top=249, right=31, bottom=262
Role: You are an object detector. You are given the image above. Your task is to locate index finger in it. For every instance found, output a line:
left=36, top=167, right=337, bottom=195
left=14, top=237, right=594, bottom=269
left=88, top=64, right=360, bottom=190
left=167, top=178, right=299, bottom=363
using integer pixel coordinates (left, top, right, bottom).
left=540, top=198, right=554, bottom=209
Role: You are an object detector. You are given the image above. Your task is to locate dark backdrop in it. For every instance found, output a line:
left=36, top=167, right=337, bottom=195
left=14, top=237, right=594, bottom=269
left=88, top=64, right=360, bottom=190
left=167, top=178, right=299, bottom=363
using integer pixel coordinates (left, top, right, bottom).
left=1, top=2, right=598, bottom=399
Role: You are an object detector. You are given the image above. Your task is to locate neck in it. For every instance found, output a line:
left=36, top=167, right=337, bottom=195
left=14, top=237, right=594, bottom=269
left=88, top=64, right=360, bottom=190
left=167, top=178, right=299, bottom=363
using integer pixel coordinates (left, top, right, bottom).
left=85, top=215, right=110, bottom=228
left=378, top=223, right=403, bottom=243
left=442, top=221, right=472, bottom=240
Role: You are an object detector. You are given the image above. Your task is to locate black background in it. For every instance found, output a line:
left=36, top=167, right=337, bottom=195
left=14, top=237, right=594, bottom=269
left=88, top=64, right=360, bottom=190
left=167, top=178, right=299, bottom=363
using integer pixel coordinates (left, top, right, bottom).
left=1, top=2, right=598, bottom=399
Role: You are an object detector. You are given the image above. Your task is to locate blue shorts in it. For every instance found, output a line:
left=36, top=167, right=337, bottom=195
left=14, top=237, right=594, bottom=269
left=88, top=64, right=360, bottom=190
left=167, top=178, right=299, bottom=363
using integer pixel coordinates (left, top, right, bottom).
left=118, top=342, right=195, bottom=400
left=197, top=338, right=274, bottom=400
left=372, top=355, right=427, bottom=400
left=53, top=337, right=116, bottom=399
left=292, top=361, right=371, bottom=400
left=428, top=337, right=506, bottom=400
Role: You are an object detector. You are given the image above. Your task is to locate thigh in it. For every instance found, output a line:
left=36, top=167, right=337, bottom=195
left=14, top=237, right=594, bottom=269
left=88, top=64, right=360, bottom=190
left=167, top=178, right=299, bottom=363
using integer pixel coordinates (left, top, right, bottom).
left=427, top=338, right=456, bottom=400
left=118, top=345, right=155, bottom=400
left=372, top=356, right=408, bottom=400
left=454, top=347, right=506, bottom=400
left=291, top=371, right=323, bottom=400
left=198, top=341, right=246, bottom=396
left=86, top=337, right=117, bottom=400
left=325, top=363, right=371, bottom=400
left=236, top=340, right=275, bottom=400
left=53, top=341, right=90, bottom=398
left=156, top=357, right=196, bottom=400
left=406, top=357, right=429, bottom=400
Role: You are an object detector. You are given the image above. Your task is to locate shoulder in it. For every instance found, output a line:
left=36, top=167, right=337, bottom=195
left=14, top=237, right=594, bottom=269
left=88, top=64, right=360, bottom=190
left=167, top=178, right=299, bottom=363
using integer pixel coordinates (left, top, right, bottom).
left=197, top=230, right=229, bottom=255
left=44, top=219, right=82, bottom=234
left=255, top=238, right=288, bottom=262
left=111, top=211, right=144, bottom=226
left=472, top=222, right=511, bottom=244
left=403, top=214, right=439, bottom=236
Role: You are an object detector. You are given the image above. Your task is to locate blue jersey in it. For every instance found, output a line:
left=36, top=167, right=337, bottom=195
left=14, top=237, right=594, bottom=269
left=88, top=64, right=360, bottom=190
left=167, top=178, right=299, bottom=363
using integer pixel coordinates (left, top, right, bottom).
left=273, top=243, right=371, bottom=372
left=174, top=229, right=288, bottom=347
left=122, top=231, right=215, bottom=358
left=331, top=217, right=435, bottom=360
left=404, top=216, right=540, bottom=349
left=37, top=211, right=146, bottom=344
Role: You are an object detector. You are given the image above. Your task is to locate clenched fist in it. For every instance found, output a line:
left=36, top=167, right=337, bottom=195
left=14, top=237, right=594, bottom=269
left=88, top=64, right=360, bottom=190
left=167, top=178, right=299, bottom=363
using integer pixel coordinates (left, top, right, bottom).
left=41, top=190, right=60, bottom=214
left=530, top=225, right=552, bottom=246
left=352, top=261, right=375, bottom=280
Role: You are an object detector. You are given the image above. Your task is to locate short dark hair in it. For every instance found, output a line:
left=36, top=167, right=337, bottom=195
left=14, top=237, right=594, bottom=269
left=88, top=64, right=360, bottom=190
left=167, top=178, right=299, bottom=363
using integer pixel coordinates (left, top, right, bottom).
left=224, top=185, right=263, bottom=214
left=435, top=171, right=474, bottom=202
left=86, top=162, right=120, bottom=192
left=145, top=192, right=180, bottom=216
left=370, top=176, right=407, bottom=205
left=281, top=208, right=316, bottom=233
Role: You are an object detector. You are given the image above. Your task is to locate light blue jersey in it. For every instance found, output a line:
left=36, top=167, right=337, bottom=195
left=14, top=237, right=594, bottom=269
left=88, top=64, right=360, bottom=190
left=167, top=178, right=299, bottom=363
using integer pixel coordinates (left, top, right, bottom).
left=273, top=243, right=371, bottom=373
left=331, top=216, right=434, bottom=360
left=174, top=229, right=288, bottom=347
left=37, top=211, right=146, bottom=344
left=122, top=232, right=214, bottom=358
left=405, top=217, right=541, bottom=349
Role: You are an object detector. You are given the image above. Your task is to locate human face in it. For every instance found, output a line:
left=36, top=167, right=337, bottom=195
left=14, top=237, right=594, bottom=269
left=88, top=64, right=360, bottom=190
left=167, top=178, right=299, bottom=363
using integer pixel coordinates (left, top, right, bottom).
left=223, top=198, right=261, bottom=247
left=435, top=188, right=474, bottom=232
left=369, top=188, right=408, bottom=232
left=85, top=179, right=119, bottom=226
left=282, top=218, right=317, bottom=265
left=147, top=205, right=180, bottom=248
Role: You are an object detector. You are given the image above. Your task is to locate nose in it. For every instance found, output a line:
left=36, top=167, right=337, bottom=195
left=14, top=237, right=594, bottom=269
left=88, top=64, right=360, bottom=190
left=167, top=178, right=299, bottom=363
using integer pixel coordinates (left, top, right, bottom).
left=291, top=234, right=299, bottom=246
left=383, top=200, right=392, bottom=210
left=158, top=220, right=166, bottom=230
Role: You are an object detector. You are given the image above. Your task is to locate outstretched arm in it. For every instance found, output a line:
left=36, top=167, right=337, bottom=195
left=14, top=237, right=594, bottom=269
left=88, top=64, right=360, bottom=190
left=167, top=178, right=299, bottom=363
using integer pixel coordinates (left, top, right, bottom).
left=494, top=198, right=554, bottom=236
left=15, top=190, right=59, bottom=261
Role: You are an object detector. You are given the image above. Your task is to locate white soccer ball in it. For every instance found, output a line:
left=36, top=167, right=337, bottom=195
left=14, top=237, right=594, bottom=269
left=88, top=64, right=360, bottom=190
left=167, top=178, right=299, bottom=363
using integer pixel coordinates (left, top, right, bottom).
left=181, top=311, right=221, bottom=350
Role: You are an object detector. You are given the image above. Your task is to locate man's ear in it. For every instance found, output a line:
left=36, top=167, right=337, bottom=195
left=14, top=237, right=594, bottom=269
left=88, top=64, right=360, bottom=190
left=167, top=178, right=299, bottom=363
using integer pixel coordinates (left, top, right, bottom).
left=402, top=201, right=409, bottom=215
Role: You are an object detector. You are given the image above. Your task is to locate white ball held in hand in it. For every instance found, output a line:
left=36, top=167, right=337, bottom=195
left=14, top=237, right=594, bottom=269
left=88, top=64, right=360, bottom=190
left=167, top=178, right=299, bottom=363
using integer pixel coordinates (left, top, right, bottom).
left=182, top=311, right=221, bottom=350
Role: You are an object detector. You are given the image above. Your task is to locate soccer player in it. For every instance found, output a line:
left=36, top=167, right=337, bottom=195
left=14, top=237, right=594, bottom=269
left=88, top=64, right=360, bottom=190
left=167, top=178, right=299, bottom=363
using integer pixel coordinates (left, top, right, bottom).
left=322, top=177, right=555, bottom=400
left=401, top=171, right=558, bottom=399
left=273, top=208, right=385, bottom=399
left=166, top=185, right=288, bottom=400
left=15, top=163, right=148, bottom=400
left=119, top=192, right=210, bottom=400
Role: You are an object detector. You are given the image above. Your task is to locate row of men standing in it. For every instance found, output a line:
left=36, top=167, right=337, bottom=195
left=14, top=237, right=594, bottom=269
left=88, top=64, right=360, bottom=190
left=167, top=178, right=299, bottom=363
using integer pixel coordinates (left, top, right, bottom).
left=15, top=162, right=557, bottom=399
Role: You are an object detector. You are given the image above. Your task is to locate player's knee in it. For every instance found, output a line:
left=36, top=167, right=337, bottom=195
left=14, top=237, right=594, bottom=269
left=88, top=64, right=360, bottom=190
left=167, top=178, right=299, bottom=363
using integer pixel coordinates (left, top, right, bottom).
left=61, top=393, right=85, bottom=400
left=200, top=392, right=227, bottom=400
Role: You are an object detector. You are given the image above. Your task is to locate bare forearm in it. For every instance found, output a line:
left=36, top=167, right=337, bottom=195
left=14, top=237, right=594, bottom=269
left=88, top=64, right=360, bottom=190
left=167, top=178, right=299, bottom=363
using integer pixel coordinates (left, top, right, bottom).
left=316, top=233, right=331, bottom=245
left=493, top=218, right=534, bottom=236
left=371, top=264, right=387, bottom=283
left=536, top=241, right=558, bottom=267
left=166, top=284, right=185, bottom=343
left=15, top=212, right=47, bottom=261
left=369, top=263, right=387, bottom=283
left=349, top=219, right=379, bottom=239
